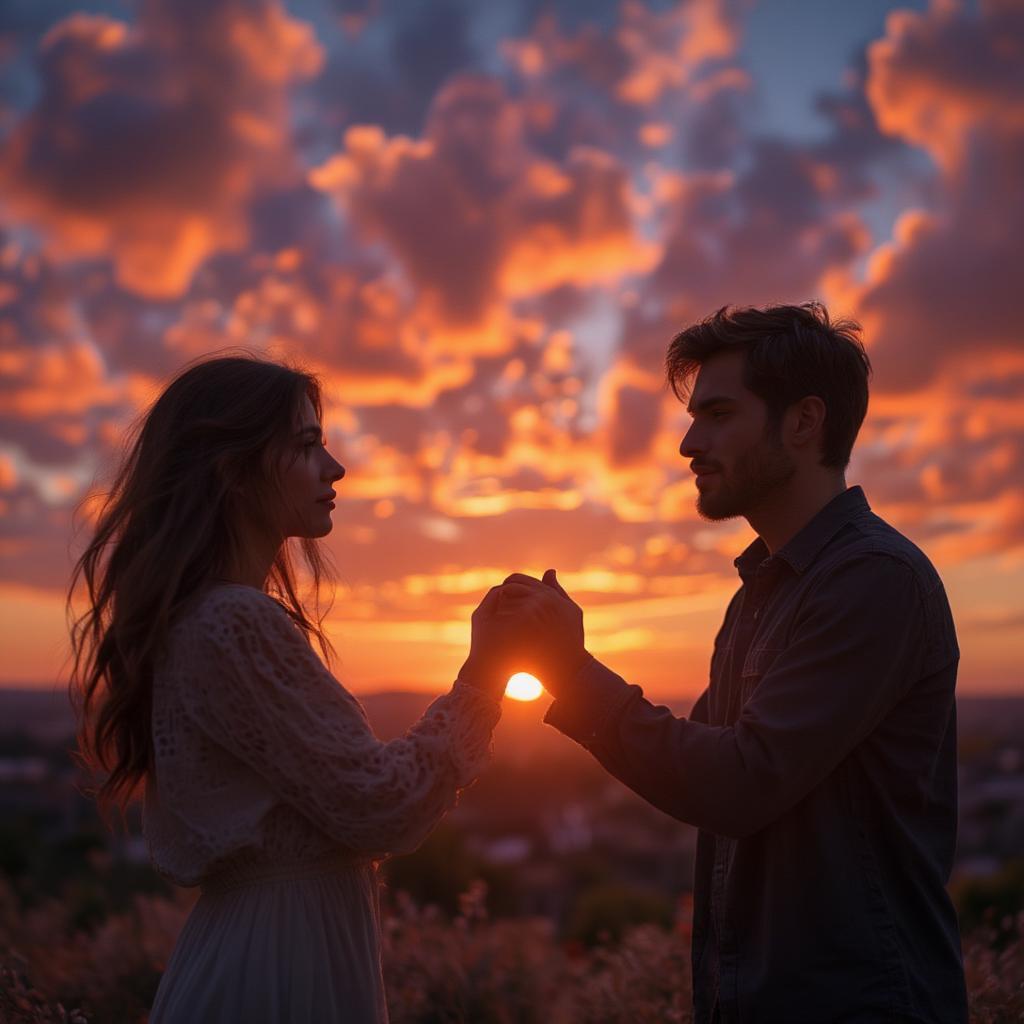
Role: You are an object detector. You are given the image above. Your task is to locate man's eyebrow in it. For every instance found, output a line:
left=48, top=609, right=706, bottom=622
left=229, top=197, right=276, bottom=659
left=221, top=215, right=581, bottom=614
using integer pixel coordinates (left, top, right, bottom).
left=686, top=395, right=736, bottom=416
left=295, top=425, right=323, bottom=438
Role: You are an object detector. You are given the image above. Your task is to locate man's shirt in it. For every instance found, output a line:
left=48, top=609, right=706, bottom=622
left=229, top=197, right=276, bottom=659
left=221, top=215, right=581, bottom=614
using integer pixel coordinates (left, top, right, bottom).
left=545, top=486, right=967, bottom=1023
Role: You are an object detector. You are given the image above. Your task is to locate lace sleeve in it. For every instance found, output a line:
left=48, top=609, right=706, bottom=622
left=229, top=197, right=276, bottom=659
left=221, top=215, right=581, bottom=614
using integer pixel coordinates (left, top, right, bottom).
left=179, top=586, right=502, bottom=858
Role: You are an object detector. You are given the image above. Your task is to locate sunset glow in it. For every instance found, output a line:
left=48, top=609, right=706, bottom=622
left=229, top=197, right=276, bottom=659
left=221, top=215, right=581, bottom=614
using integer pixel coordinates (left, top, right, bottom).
left=505, top=673, right=545, bottom=702
left=0, top=1, right=1022, bottom=700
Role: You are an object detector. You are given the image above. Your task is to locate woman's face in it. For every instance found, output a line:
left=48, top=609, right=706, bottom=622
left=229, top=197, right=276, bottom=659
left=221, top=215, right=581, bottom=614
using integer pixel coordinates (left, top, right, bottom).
left=274, top=394, right=346, bottom=540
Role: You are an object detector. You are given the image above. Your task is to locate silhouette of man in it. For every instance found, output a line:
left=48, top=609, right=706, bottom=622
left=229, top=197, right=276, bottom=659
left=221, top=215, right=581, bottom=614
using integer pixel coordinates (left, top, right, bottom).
left=500, top=303, right=968, bottom=1023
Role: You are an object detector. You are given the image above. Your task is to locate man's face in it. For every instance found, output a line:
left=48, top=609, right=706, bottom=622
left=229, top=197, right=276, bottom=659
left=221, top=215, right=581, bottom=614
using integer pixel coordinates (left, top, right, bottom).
left=678, top=351, right=796, bottom=521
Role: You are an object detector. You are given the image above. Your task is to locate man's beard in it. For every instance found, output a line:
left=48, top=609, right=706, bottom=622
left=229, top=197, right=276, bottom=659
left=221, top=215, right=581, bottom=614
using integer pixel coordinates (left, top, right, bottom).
left=696, top=435, right=796, bottom=522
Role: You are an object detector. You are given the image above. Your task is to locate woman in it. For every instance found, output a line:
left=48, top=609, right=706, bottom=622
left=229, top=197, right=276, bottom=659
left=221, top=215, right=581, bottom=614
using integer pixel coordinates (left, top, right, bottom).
left=66, top=351, right=513, bottom=1022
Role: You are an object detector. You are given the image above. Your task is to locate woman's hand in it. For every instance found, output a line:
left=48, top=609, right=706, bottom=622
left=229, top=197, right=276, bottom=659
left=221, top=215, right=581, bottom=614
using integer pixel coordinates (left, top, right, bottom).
left=457, top=585, right=526, bottom=701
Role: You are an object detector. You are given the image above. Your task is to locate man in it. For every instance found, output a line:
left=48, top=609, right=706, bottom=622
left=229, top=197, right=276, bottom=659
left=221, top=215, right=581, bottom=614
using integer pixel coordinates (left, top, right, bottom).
left=500, top=303, right=968, bottom=1023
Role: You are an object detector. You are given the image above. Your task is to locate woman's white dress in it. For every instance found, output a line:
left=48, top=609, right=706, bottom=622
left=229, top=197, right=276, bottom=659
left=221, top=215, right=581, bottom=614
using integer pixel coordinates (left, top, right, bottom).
left=143, top=583, right=502, bottom=1023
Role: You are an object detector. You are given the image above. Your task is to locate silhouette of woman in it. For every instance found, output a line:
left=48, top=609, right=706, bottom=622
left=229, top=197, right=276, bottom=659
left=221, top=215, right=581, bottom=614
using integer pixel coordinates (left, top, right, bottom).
left=67, top=352, right=510, bottom=1022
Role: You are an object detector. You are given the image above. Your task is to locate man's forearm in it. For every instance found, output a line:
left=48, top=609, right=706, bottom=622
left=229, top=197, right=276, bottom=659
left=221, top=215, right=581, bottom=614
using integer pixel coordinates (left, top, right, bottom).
left=543, top=658, right=749, bottom=835
left=544, top=599, right=919, bottom=841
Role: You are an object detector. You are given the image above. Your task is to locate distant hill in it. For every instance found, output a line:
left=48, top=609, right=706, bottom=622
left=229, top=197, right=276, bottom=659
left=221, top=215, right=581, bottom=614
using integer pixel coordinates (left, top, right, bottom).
left=0, top=685, right=591, bottom=761
left=0, top=686, right=78, bottom=744
left=2, top=685, right=1021, bottom=753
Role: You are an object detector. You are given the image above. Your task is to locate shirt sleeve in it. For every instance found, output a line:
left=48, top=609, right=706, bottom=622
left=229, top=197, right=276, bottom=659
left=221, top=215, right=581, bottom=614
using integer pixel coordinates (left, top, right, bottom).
left=544, top=553, right=934, bottom=839
left=689, top=686, right=710, bottom=725
left=179, top=586, right=502, bottom=858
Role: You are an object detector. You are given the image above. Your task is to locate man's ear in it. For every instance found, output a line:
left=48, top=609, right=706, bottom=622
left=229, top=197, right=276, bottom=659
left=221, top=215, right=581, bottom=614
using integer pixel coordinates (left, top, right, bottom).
left=789, top=396, right=826, bottom=451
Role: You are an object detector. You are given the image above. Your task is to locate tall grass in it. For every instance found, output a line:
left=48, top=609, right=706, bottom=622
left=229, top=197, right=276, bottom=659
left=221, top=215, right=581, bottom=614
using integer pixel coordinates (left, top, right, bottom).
left=1, top=876, right=1020, bottom=1023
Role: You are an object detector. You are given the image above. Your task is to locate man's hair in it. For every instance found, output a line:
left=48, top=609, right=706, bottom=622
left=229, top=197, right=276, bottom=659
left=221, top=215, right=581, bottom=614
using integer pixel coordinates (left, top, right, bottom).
left=665, top=301, right=871, bottom=470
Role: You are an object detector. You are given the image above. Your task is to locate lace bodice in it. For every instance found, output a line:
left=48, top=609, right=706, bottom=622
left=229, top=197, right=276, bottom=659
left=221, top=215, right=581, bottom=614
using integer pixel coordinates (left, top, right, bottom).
left=144, top=584, right=501, bottom=887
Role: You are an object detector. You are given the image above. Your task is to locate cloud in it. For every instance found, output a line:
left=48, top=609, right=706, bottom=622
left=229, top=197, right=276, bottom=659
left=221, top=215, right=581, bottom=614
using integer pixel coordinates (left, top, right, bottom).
left=607, top=382, right=663, bottom=465
left=0, top=0, right=1021, bottom=696
left=312, top=75, right=654, bottom=343
left=0, top=469, right=80, bottom=590
left=615, top=148, right=870, bottom=380
left=0, top=0, right=324, bottom=297
left=310, top=0, right=483, bottom=138
left=853, top=0, right=1024, bottom=390
left=866, top=0, right=1024, bottom=173
left=502, top=0, right=750, bottom=162
left=676, top=144, right=866, bottom=299
left=857, top=347, right=1024, bottom=544
left=0, top=345, right=125, bottom=466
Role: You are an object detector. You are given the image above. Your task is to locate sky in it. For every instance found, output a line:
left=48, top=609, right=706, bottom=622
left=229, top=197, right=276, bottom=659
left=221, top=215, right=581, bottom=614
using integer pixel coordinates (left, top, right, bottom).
left=0, top=0, right=1022, bottom=700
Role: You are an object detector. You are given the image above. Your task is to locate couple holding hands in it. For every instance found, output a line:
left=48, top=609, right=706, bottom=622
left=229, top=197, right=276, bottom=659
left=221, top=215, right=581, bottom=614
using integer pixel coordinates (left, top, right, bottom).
left=70, top=302, right=968, bottom=1023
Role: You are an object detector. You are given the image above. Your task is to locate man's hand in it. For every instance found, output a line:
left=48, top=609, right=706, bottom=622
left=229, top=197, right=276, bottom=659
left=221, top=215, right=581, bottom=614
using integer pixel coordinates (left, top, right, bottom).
left=498, top=569, right=590, bottom=697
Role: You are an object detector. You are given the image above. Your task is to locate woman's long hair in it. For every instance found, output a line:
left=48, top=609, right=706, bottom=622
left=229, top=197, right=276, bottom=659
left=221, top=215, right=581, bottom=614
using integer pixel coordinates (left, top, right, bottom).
left=66, top=350, right=338, bottom=828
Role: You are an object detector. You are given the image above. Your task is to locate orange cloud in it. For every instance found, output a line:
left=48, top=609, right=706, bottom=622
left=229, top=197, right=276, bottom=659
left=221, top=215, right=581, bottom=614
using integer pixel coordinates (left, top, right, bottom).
left=0, top=339, right=112, bottom=418
left=499, top=0, right=748, bottom=169
left=850, top=348, right=1024, bottom=570
left=0, top=329, right=140, bottom=467
left=312, top=76, right=652, bottom=343
left=867, top=0, right=1024, bottom=174
left=616, top=0, right=741, bottom=105
left=853, top=0, right=1023, bottom=390
left=0, top=1, right=323, bottom=298
left=0, top=0, right=1021, bottom=699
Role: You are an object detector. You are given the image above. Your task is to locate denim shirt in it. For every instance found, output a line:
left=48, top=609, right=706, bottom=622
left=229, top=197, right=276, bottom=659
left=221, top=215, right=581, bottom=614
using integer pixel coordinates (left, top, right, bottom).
left=545, top=486, right=968, bottom=1023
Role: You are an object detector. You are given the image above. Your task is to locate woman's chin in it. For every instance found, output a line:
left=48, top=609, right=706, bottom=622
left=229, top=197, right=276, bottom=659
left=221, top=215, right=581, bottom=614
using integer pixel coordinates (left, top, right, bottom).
left=288, top=520, right=334, bottom=540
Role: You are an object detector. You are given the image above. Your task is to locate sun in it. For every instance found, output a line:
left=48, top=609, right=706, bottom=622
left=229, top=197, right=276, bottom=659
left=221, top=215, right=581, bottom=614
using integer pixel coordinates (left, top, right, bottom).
left=504, top=672, right=544, bottom=701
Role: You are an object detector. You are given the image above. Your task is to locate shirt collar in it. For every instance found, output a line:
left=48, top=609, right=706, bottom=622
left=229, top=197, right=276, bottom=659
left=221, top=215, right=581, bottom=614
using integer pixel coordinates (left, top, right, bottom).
left=733, top=485, right=870, bottom=579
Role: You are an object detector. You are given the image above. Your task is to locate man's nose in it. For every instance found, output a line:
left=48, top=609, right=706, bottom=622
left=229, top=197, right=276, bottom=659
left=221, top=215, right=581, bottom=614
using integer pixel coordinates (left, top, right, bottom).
left=679, top=424, right=703, bottom=459
left=331, top=463, right=345, bottom=482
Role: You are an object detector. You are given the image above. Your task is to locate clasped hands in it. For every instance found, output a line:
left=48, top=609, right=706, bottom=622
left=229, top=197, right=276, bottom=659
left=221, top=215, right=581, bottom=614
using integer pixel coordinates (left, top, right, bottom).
left=459, top=570, right=591, bottom=702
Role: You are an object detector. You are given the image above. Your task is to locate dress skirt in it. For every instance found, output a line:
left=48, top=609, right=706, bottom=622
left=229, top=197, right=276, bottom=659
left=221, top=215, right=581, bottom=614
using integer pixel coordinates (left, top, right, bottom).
left=149, top=853, right=388, bottom=1023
